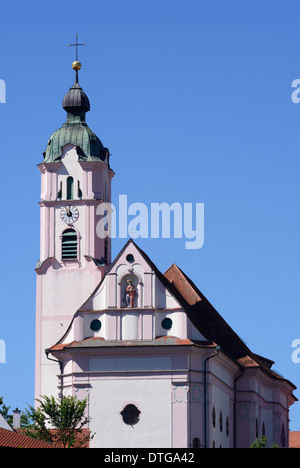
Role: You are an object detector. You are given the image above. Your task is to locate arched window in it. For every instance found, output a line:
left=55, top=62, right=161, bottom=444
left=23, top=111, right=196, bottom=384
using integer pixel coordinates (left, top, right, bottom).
left=212, top=407, right=216, bottom=428
left=77, top=181, right=82, bottom=199
left=281, top=424, right=286, bottom=448
left=62, top=229, right=77, bottom=260
left=226, top=416, right=229, bottom=437
left=67, top=176, right=74, bottom=200
left=192, top=437, right=200, bottom=448
left=57, top=181, right=62, bottom=201
left=219, top=411, right=223, bottom=432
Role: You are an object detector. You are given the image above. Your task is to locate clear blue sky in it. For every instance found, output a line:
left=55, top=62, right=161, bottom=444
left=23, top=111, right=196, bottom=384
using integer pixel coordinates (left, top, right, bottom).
left=0, top=0, right=300, bottom=431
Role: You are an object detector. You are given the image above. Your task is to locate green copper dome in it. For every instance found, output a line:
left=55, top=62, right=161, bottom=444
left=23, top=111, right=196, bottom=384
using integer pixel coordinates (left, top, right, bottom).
left=43, top=79, right=109, bottom=165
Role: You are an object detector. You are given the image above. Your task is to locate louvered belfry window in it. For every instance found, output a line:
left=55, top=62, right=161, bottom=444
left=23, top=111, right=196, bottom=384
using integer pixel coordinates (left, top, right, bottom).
left=62, top=229, right=77, bottom=260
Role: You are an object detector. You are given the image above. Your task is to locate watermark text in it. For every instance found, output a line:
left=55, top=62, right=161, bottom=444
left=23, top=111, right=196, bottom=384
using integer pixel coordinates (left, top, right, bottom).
left=0, top=79, right=6, bottom=103
left=291, top=339, right=300, bottom=364
left=96, top=195, right=204, bottom=250
left=0, top=339, right=6, bottom=364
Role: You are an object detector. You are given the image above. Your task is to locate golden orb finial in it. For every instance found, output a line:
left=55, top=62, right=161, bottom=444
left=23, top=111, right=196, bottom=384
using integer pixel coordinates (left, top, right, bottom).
left=72, top=61, right=82, bottom=71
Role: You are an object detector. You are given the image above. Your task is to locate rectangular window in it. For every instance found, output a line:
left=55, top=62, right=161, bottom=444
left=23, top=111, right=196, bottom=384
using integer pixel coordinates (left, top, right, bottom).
left=62, top=229, right=77, bottom=260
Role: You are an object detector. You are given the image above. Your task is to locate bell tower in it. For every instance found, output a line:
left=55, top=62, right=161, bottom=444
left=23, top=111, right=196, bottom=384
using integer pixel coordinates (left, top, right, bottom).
left=35, top=51, right=115, bottom=400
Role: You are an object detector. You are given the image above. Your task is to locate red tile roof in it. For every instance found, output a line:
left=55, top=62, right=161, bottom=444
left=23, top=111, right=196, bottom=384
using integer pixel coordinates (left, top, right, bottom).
left=0, top=427, right=54, bottom=448
left=289, top=431, right=300, bottom=448
left=163, top=263, right=296, bottom=384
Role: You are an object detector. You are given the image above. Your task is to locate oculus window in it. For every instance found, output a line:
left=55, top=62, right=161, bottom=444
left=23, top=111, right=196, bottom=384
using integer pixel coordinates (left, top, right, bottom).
left=161, top=318, right=173, bottom=330
left=121, top=404, right=140, bottom=426
left=90, top=319, right=102, bottom=332
left=126, top=254, right=135, bottom=263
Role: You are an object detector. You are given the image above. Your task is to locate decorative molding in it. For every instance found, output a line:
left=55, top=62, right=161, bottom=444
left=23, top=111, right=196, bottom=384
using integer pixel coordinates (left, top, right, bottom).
left=172, top=385, right=189, bottom=404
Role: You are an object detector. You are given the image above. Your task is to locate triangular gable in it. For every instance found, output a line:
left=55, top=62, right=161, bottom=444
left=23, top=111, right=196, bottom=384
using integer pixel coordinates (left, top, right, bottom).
left=49, top=239, right=297, bottom=396
left=53, top=239, right=189, bottom=347
left=80, top=239, right=138, bottom=310
left=50, top=239, right=254, bottom=360
left=81, top=239, right=183, bottom=312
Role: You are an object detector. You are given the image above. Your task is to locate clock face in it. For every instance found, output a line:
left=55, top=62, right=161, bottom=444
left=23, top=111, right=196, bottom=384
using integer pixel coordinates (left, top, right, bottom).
left=60, top=206, right=79, bottom=225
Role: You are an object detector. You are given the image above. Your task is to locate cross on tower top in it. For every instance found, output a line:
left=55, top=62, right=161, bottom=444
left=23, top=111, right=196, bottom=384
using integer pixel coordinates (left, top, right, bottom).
left=68, top=34, right=86, bottom=82
left=68, top=34, right=86, bottom=62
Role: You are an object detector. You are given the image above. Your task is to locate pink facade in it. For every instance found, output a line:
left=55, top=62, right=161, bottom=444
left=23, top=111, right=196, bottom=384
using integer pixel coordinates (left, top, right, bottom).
left=47, top=240, right=296, bottom=448
left=36, top=72, right=297, bottom=448
left=35, top=141, right=114, bottom=400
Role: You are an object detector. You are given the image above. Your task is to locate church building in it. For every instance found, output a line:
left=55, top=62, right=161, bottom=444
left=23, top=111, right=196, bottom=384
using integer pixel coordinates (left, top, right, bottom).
left=35, top=56, right=297, bottom=449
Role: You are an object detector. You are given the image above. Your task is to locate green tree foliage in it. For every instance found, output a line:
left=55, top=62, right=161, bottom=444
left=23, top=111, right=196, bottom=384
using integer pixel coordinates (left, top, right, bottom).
left=0, top=397, right=32, bottom=428
left=0, top=396, right=11, bottom=424
left=250, top=436, right=280, bottom=448
left=23, top=395, right=94, bottom=448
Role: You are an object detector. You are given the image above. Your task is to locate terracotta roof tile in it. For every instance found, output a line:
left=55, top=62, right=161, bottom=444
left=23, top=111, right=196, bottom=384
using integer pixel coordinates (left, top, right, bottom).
left=163, top=262, right=297, bottom=391
left=164, top=263, right=202, bottom=306
left=164, top=263, right=251, bottom=360
left=289, top=431, right=300, bottom=448
left=0, top=428, right=54, bottom=448
left=238, top=356, right=260, bottom=368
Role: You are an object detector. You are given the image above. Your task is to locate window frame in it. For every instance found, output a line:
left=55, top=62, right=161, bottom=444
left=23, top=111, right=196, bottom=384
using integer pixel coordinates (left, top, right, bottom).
left=61, top=228, right=78, bottom=262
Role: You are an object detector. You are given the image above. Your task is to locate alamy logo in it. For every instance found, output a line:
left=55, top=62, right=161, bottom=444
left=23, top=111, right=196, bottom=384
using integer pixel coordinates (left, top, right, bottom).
left=0, top=339, right=6, bottom=364
left=291, top=79, right=300, bottom=103
left=0, top=79, right=6, bottom=103
left=291, top=339, right=300, bottom=364
left=96, top=195, right=204, bottom=250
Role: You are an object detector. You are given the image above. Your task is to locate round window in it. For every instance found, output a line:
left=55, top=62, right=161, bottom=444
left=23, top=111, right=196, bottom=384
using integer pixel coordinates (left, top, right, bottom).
left=161, top=317, right=173, bottom=330
left=121, top=404, right=140, bottom=426
left=126, top=254, right=135, bottom=263
left=90, top=319, right=102, bottom=332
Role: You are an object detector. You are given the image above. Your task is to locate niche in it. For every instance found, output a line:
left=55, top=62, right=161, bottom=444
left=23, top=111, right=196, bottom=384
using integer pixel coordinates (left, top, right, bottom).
left=120, top=274, right=139, bottom=309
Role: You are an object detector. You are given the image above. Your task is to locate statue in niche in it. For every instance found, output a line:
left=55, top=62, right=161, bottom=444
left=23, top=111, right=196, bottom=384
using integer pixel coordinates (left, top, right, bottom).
left=126, top=280, right=136, bottom=308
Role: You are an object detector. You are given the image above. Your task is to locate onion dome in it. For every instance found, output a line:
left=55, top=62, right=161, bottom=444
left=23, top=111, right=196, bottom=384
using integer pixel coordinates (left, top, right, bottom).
left=62, top=82, right=90, bottom=113
left=43, top=65, right=109, bottom=166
